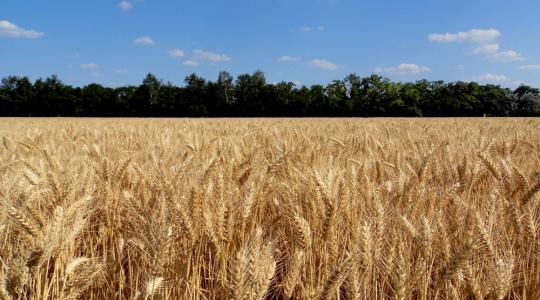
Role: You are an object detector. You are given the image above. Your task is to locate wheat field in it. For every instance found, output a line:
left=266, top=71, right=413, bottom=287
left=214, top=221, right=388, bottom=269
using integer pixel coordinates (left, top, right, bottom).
left=0, top=118, right=539, bottom=300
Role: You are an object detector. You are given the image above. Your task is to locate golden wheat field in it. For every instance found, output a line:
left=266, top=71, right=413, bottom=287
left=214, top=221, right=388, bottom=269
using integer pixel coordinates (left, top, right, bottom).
left=1, top=118, right=540, bottom=300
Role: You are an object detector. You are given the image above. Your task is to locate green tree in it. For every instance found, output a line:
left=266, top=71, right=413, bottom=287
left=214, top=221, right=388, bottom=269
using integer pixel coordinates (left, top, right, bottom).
left=79, top=84, right=112, bottom=116
left=0, top=76, right=34, bottom=116
left=234, top=70, right=266, bottom=115
left=184, top=73, right=208, bottom=115
left=391, top=83, right=422, bottom=116
left=33, top=75, right=76, bottom=116
left=267, top=81, right=295, bottom=116
left=325, top=80, right=349, bottom=115
left=359, top=75, right=393, bottom=116
left=514, top=85, right=540, bottom=116
left=131, top=73, right=162, bottom=116
left=1, top=71, right=540, bottom=117
left=291, top=86, right=312, bottom=115
left=217, top=71, right=234, bottom=105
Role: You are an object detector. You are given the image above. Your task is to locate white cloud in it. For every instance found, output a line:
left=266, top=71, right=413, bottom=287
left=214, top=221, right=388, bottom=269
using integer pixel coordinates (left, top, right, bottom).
left=276, top=55, right=300, bottom=62
left=473, top=73, right=511, bottom=82
left=183, top=60, right=199, bottom=67
left=0, top=20, right=44, bottom=39
left=469, top=44, right=524, bottom=62
left=520, top=64, right=540, bottom=71
left=487, top=50, right=524, bottom=62
left=180, top=49, right=230, bottom=66
left=431, top=28, right=524, bottom=63
left=454, top=64, right=465, bottom=70
left=297, top=26, right=325, bottom=32
left=192, top=49, right=231, bottom=62
left=292, top=80, right=301, bottom=86
left=429, top=28, right=500, bottom=43
left=134, top=36, right=155, bottom=46
left=80, top=63, right=99, bottom=70
left=374, top=63, right=431, bottom=74
left=470, top=43, right=500, bottom=55
left=308, top=59, right=338, bottom=71
left=117, top=1, right=133, bottom=11
left=169, top=49, right=185, bottom=58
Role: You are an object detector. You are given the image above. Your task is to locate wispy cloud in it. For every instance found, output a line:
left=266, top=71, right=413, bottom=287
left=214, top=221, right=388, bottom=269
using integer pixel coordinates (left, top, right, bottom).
left=183, top=60, right=199, bottom=67
left=308, top=59, right=338, bottom=71
left=297, top=26, right=325, bottom=33
left=520, top=64, right=540, bottom=71
left=0, top=20, right=44, bottom=39
left=169, top=49, right=185, bottom=58
left=276, top=55, right=300, bottom=62
left=374, top=63, right=431, bottom=74
left=192, top=49, right=231, bottom=62
left=473, top=73, right=511, bottom=82
left=80, top=63, right=99, bottom=70
left=470, top=44, right=524, bottom=62
left=117, top=1, right=134, bottom=11
left=429, top=28, right=500, bottom=43
left=134, top=36, right=155, bottom=46
left=179, top=49, right=230, bottom=66
left=488, top=50, right=524, bottom=62
left=470, top=43, right=500, bottom=55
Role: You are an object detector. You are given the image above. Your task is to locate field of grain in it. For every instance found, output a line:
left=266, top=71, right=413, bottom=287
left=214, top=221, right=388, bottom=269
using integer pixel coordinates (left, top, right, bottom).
left=0, top=118, right=539, bottom=299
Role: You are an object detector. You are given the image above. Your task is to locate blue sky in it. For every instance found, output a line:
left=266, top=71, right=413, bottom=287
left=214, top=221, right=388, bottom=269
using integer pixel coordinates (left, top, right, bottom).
left=1, top=0, right=540, bottom=88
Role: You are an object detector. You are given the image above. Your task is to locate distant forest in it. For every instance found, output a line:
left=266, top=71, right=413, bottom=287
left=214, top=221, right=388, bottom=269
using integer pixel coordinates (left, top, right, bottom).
left=1, top=71, right=539, bottom=117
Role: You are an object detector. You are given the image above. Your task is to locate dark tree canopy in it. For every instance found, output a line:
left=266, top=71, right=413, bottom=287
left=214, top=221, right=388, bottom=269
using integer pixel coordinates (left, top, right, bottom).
left=1, top=71, right=539, bottom=117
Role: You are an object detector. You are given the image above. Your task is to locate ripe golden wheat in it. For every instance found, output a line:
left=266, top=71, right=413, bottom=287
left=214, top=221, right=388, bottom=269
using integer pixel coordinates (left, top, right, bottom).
left=0, top=118, right=539, bottom=299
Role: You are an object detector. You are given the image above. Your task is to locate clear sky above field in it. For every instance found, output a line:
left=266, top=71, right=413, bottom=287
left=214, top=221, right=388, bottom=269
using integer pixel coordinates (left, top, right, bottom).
left=1, top=0, right=540, bottom=88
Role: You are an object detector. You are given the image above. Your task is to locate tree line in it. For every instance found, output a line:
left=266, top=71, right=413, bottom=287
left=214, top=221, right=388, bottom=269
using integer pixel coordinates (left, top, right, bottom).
left=1, top=71, right=539, bottom=117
